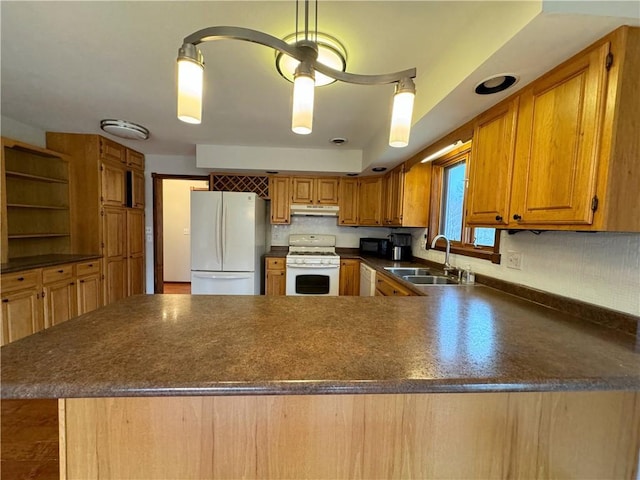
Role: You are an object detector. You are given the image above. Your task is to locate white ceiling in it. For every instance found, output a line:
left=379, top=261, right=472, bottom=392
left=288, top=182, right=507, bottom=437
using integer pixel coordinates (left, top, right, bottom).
left=1, top=1, right=638, bottom=174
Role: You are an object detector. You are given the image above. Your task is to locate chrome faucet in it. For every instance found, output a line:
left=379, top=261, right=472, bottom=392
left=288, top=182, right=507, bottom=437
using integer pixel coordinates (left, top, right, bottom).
left=431, top=234, right=453, bottom=274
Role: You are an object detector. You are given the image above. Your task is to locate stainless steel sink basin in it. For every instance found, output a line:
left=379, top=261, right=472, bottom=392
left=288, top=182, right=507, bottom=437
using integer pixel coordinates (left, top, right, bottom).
left=402, top=275, right=458, bottom=285
left=383, top=267, right=431, bottom=276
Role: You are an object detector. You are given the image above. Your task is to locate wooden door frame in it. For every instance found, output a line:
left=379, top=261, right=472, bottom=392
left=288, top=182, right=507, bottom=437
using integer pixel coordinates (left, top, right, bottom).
left=152, top=174, right=209, bottom=293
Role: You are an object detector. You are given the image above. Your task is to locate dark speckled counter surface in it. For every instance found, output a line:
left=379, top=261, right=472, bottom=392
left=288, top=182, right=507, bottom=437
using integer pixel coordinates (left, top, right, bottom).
left=2, top=290, right=638, bottom=399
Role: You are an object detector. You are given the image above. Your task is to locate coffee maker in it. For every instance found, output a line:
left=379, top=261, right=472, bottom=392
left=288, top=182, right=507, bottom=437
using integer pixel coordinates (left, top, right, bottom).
left=388, top=233, right=412, bottom=261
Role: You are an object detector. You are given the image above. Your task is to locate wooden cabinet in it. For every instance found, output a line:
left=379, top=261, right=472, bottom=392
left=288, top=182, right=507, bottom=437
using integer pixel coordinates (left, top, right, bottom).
left=382, top=162, right=432, bottom=227
left=102, top=206, right=127, bottom=304
left=0, top=269, right=43, bottom=346
left=46, top=133, right=146, bottom=303
left=265, top=257, right=286, bottom=296
left=42, top=264, right=76, bottom=328
left=291, top=177, right=339, bottom=205
left=339, top=259, right=360, bottom=296
left=338, top=178, right=359, bottom=225
left=1, top=138, right=71, bottom=263
left=466, top=97, right=519, bottom=226
left=375, top=272, right=413, bottom=296
left=464, top=26, right=640, bottom=232
left=126, top=209, right=145, bottom=296
left=76, top=260, right=102, bottom=315
left=383, top=165, right=403, bottom=226
left=358, top=177, right=384, bottom=226
left=269, top=176, right=291, bottom=224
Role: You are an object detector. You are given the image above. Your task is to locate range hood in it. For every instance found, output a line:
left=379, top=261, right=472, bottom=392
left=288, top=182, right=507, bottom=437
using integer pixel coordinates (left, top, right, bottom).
left=290, top=204, right=340, bottom=216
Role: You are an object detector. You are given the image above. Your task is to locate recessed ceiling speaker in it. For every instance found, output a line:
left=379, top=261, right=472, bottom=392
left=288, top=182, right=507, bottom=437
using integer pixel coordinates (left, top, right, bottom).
left=100, top=119, right=150, bottom=140
left=474, top=74, right=519, bottom=95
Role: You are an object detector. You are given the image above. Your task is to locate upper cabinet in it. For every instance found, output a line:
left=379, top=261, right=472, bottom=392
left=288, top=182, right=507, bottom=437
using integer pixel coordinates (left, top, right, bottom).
left=466, top=97, right=519, bottom=227
left=383, top=162, right=432, bottom=227
left=467, top=26, right=640, bottom=232
left=358, top=177, right=384, bottom=226
left=291, top=177, right=339, bottom=205
left=269, top=176, right=291, bottom=224
left=338, top=178, right=359, bottom=226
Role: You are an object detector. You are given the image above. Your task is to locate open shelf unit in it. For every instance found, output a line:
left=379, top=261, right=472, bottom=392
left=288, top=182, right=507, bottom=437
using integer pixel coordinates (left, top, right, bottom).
left=1, top=138, right=71, bottom=262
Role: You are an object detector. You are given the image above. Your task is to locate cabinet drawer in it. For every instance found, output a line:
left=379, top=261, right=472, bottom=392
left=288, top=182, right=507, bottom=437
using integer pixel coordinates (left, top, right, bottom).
left=76, top=260, right=101, bottom=277
left=42, top=264, right=74, bottom=284
left=266, top=258, right=285, bottom=270
left=1, top=269, right=41, bottom=292
left=375, top=274, right=412, bottom=296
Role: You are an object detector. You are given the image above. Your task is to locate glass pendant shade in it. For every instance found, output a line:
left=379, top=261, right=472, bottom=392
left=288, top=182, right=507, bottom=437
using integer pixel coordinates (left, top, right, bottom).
left=388, top=89, right=415, bottom=148
left=177, top=58, right=204, bottom=124
left=292, top=72, right=315, bottom=134
left=276, top=33, right=346, bottom=87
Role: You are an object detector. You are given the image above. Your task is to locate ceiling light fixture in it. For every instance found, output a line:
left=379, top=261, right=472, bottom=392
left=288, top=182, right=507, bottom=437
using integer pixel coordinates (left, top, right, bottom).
left=474, top=74, right=518, bottom=95
left=176, top=0, right=417, bottom=148
left=420, top=140, right=463, bottom=163
left=100, top=119, right=150, bottom=140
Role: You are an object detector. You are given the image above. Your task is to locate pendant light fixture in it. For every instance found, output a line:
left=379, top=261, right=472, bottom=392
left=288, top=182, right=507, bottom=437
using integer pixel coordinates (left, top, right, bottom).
left=176, top=0, right=417, bottom=147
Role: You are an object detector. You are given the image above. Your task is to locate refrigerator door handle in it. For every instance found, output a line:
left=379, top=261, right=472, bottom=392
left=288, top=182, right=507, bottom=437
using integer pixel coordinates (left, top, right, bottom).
left=192, top=273, right=253, bottom=280
left=222, top=203, right=227, bottom=262
left=216, top=200, right=223, bottom=263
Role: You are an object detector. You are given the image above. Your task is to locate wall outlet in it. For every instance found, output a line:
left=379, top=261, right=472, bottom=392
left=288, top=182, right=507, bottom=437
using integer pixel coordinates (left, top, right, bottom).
left=145, top=226, right=152, bottom=235
left=507, top=251, right=523, bottom=270
left=183, top=228, right=190, bottom=235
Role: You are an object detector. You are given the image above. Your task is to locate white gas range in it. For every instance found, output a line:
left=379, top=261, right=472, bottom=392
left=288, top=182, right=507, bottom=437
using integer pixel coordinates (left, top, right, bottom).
left=285, top=234, right=340, bottom=296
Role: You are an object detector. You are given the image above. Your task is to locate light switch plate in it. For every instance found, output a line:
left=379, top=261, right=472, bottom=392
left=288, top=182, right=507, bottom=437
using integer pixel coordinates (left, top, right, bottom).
left=506, top=251, right=523, bottom=270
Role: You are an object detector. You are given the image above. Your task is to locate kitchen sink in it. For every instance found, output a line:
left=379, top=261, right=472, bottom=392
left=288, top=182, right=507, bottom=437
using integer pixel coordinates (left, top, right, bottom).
left=402, top=275, right=459, bottom=285
left=383, top=267, right=431, bottom=276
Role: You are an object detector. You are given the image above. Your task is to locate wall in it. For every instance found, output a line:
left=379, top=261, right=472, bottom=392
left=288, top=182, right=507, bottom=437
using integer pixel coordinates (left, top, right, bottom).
left=1, top=116, right=46, bottom=147
left=411, top=229, right=640, bottom=316
left=162, top=179, right=209, bottom=282
left=270, top=215, right=401, bottom=248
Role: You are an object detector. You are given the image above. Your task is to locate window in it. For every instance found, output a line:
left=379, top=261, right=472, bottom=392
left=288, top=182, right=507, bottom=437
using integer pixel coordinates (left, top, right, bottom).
left=429, top=143, right=501, bottom=263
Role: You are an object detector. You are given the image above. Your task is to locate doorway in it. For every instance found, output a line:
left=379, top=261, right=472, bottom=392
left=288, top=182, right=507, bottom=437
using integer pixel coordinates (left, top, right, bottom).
left=152, top=174, right=209, bottom=293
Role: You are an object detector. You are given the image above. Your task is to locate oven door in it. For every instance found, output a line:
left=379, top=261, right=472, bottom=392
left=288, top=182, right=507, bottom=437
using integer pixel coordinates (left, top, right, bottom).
left=285, top=264, right=339, bottom=296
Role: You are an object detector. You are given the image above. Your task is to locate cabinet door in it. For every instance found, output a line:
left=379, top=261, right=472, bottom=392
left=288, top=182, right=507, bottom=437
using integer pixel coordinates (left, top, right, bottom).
left=291, top=177, right=314, bottom=204
left=1, top=287, right=42, bottom=345
left=510, top=42, right=610, bottom=226
left=77, top=273, right=102, bottom=315
left=270, top=176, right=290, bottom=224
left=100, top=137, right=126, bottom=164
left=126, top=149, right=145, bottom=170
left=358, top=177, right=383, bottom=226
left=127, top=256, right=145, bottom=296
left=375, top=274, right=412, bottom=296
left=104, top=258, right=127, bottom=305
left=466, top=98, right=518, bottom=226
left=338, top=178, right=359, bottom=225
left=384, top=166, right=404, bottom=226
left=339, top=259, right=360, bottom=296
left=316, top=178, right=339, bottom=204
left=266, top=270, right=286, bottom=296
left=43, top=279, right=76, bottom=328
left=103, top=207, right=126, bottom=259
left=101, top=162, right=126, bottom=207
left=132, top=171, right=145, bottom=209
left=127, top=209, right=145, bottom=296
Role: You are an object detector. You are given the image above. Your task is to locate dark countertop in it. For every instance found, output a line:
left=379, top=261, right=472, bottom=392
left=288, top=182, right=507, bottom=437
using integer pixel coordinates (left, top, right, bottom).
left=2, top=291, right=638, bottom=399
left=1, top=254, right=102, bottom=273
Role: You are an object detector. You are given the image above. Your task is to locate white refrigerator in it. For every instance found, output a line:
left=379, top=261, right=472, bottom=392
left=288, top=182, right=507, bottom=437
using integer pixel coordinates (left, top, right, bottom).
left=190, top=191, right=266, bottom=295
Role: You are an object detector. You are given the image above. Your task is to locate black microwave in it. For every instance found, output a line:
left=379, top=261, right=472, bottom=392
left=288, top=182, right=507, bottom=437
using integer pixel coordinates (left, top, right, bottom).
left=359, top=238, right=390, bottom=258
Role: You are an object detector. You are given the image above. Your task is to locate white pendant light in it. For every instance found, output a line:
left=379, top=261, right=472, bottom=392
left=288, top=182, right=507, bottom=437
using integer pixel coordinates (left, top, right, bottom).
left=389, top=78, right=416, bottom=148
left=177, top=44, right=204, bottom=124
left=292, top=61, right=315, bottom=134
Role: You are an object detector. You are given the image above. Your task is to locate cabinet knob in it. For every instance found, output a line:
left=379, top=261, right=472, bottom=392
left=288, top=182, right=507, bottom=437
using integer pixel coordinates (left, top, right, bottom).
left=495, top=215, right=503, bottom=222
left=2, top=298, right=8, bottom=303
left=513, top=214, right=522, bottom=221
left=17, top=277, right=24, bottom=281
left=58, top=269, right=64, bottom=273
left=80, top=280, right=85, bottom=283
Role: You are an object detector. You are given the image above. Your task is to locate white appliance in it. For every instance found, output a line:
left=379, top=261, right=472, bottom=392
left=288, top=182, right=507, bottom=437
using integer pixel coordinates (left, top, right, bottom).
left=359, top=263, right=376, bottom=296
left=286, top=234, right=340, bottom=296
left=290, top=204, right=339, bottom=216
left=190, top=191, right=266, bottom=295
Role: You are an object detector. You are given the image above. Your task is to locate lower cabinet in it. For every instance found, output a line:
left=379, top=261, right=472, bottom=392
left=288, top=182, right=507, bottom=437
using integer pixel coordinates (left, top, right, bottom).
left=265, top=257, right=286, bottom=295
left=339, top=259, right=360, bottom=296
left=375, top=273, right=414, bottom=296
left=0, top=259, right=103, bottom=346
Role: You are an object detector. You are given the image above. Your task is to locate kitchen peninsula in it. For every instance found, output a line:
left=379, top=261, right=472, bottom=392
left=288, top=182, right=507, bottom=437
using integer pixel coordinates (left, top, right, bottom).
left=2, top=290, right=639, bottom=479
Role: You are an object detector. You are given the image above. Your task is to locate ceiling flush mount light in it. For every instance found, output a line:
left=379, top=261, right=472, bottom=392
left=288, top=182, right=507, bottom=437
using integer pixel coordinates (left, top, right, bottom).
left=371, top=167, right=387, bottom=172
left=176, top=0, right=416, bottom=147
left=421, top=140, right=463, bottom=163
left=100, top=119, right=150, bottom=140
left=474, top=74, right=519, bottom=95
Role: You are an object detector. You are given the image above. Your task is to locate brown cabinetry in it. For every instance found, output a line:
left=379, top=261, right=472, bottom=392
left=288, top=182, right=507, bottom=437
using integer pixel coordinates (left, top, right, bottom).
left=269, top=176, right=291, bottom=224
left=265, top=257, right=286, bottom=296
left=374, top=273, right=413, bottom=296
left=338, top=178, right=359, bottom=225
left=291, top=177, right=339, bottom=205
left=382, top=162, right=432, bottom=227
left=466, top=97, right=519, bottom=226
left=43, top=276, right=76, bottom=328
left=339, top=259, right=360, bottom=296
left=46, top=133, right=146, bottom=303
left=76, top=260, right=102, bottom=315
left=0, top=269, right=43, bottom=345
left=358, top=177, right=384, bottom=226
